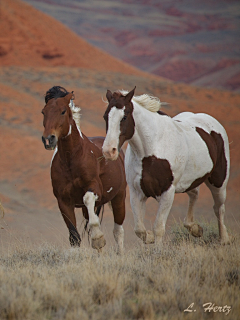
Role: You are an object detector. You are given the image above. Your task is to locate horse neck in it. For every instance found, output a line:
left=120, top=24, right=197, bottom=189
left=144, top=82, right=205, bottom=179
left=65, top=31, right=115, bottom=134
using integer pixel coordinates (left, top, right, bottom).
left=129, top=102, right=165, bottom=157
left=57, top=120, right=83, bottom=164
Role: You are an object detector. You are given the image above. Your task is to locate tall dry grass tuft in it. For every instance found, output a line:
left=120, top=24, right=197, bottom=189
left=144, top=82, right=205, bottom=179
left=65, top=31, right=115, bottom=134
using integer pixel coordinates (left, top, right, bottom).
left=0, top=222, right=239, bottom=320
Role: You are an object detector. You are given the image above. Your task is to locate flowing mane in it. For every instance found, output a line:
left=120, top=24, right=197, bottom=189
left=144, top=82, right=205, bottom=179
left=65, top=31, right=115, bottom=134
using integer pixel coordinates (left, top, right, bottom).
left=69, top=99, right=81, bottom=129
left=45, top=86, right=81, bottom=129
left=119, top=90, right=161, bottom=113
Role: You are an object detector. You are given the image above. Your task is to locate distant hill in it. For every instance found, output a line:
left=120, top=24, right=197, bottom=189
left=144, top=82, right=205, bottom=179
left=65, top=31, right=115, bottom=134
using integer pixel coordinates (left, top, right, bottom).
left=0, top=0, right=239, bottom=248
left=23, top=0, right=240, bottom=92
left=0, top=0, right=150, bottom=76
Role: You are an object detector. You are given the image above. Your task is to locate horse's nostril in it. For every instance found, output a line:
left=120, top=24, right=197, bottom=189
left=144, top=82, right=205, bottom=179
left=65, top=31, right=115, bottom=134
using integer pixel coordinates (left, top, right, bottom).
left=49, top=135, right=55, bottom=143
left=112, top=148, right=117, bottom=153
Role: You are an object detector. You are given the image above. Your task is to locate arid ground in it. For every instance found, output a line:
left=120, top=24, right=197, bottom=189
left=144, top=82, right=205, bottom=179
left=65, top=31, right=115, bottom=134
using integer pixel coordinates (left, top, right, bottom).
left=1, top=231, right=240, bottom=320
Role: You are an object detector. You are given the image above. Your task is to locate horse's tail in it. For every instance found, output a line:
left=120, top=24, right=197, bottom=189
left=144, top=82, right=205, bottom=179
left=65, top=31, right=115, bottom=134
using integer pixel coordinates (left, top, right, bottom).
left=82, top=205, right=104, bottom=241
left=0, top=201, right=4, bottom=219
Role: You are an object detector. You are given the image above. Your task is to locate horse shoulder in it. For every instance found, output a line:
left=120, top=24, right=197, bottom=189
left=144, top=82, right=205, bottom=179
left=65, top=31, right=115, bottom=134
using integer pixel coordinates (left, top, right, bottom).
left=125, top=146, right=143, bottom=192
left=151, top=118, right=188, bottom=166
left=73, top=144, right=101, bottom=179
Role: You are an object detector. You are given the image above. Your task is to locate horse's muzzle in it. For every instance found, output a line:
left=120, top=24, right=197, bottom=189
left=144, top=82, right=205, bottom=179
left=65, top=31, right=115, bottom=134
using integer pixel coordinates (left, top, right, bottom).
left=42, top=134, right=57, bottom=150
left=102, top=146, right=119, bottom=161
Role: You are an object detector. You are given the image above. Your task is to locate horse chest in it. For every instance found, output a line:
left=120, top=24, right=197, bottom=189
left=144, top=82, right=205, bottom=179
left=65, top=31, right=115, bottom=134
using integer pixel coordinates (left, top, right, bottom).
left=52, top=162, right=93, bottom=201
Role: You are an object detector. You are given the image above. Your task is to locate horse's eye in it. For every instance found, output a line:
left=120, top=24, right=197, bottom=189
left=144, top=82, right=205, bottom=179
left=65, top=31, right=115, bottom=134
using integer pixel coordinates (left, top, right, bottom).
left=121, top=115, right=127, bottom=122
left=61, top=110, right=66, bottom=115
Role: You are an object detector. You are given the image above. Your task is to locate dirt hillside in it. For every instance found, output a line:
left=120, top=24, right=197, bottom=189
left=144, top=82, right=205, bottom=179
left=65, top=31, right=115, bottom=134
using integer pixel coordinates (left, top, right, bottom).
left=24, top=0, right=240, bottom=92
left=0, top=0, right=152, bottom=77
left=0, top=0, right=239, bottom=250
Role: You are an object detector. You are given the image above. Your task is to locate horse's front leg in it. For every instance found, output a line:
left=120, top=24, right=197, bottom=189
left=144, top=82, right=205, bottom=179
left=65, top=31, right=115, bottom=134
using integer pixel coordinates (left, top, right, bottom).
left=83, top=191, right=106, bottom=251
left=130, top=187, right=154, bottom=244
left=154, top=185, right=175, bottom=243
left=58, top=199, right=81, bottom=247
left=111, top=189, right=126, bottom=255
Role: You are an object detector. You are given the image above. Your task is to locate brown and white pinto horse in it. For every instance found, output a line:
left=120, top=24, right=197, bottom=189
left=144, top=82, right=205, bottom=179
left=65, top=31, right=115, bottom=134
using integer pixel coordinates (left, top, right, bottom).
left=102, top=88, right=231, bottom=245
left=42, top=86, right=126, bottom=252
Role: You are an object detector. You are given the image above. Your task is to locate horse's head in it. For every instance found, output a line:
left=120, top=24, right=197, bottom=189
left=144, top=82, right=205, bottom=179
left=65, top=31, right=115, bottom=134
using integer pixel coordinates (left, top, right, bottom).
left=102, top=87, right=136, bottom=160
left=42, top=92, right=73, bottom=150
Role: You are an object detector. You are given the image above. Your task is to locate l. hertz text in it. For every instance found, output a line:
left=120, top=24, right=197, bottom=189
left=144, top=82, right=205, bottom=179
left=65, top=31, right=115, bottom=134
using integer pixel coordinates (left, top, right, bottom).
left=184, top=302, right=231, bottom=315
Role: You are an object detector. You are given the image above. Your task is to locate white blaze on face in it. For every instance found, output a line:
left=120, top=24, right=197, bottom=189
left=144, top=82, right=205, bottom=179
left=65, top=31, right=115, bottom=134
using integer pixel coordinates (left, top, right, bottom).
left=102, top=106, right=125, bottom=160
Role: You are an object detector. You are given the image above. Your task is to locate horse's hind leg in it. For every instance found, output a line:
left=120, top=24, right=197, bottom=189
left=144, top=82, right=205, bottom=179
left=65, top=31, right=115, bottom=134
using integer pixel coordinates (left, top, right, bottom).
left=205, top=181, right=230, bottom=244
left=111, top=190, right=126, bottom=254
left=83, top=191, right=106, bottom=251
left=184, top=187, right=203, bottom=237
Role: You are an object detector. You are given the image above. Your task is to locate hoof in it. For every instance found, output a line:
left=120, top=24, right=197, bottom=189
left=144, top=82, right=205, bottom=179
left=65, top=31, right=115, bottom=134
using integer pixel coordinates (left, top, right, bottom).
left=92, top=235, right=106, bottom=250
left=220, top=234, right=233, bottom=245
left=220, top=239, right=230, bottom=246
left=190, top=223, right=203, bottom=237
left=116, top=247, right=124, bottom=256
left=184, top=222, right=203, bottom=237
left=135, top=230, right=155, bottom=244
left=144, top=230, right=155, bottom=244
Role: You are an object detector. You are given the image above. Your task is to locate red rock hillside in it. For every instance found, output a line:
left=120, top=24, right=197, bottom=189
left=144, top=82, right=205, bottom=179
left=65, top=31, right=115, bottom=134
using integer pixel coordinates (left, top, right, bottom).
left=0, top=0, right=151, bottom=76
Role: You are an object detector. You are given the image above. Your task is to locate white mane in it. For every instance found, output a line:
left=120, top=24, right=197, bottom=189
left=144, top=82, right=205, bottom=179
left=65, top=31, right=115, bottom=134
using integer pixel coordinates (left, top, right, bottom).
left=69, top=99, right=81, bottom=129
left=120, top=90, right=161, bottom=113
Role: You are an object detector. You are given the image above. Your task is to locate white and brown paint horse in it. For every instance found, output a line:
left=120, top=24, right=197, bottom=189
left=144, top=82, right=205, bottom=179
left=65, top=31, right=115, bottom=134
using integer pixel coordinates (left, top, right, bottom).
left=42, top=86, right=126, bottom=252
left=102, top=87, right=230, bottom=245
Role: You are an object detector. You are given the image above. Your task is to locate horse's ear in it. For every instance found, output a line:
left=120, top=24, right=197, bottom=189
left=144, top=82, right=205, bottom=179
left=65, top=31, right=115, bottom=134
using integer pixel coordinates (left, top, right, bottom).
left=125, top=86, right=136, bottom=102
left=106, top=90, right=113, bottom=102
left=63, top=92, right=73, bottom=104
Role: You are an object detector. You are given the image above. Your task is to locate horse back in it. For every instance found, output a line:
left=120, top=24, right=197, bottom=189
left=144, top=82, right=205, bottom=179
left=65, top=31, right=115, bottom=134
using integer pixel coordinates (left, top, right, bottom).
left=88, top=136, right=104, bottom=149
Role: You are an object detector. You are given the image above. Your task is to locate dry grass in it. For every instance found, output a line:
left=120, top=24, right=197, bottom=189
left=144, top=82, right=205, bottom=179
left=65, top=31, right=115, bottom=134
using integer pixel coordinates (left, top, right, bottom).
left=0, top=223, right=239, bottom=320
left=0, top=200, right=4, bottom=218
